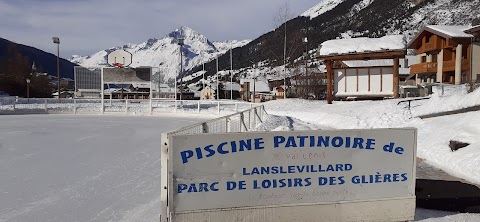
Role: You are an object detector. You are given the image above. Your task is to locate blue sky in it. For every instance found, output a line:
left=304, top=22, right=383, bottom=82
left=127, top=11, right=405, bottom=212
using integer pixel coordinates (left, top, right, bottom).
left=1, top=0, right=320, bottom=58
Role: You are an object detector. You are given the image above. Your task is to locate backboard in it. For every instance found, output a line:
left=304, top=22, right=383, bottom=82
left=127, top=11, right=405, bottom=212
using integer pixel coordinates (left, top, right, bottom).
left=107, top=50, right=133, bottom=67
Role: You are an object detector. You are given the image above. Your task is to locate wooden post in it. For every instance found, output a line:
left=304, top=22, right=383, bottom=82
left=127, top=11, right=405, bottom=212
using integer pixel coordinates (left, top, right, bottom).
left=326, top=60, right=333, bottom=104
left=393, top=57, right=400, bottom=98
left=467, top=43, right=471, bottom=82
left=368, top=68, right=371, bottom=92
left=356, top=68, right=359, bottom=92
left=380, top=68, right=383, bottom=92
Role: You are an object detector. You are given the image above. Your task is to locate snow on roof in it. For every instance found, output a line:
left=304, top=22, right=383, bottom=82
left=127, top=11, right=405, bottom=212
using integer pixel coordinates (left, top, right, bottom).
left=426, top=25, right=473, bottom=38
left=240, top=79, right=270, bottom=92
left=465, top=25, right=480, bottom=33
left=408, top=25, right=473, bottom=48
left=225, top=82, right=241, bottom=91
left=319, top=35, right=405, bottom=56
left=131, top=83, right=150, bottom=88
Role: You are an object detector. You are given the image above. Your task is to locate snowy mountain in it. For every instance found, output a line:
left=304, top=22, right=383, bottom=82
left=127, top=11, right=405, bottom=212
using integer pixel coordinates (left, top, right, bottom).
left=301, top=0, right=347, bottom=19
left=185, top=0, right=480, bottom=86
left=70, top=26, right=250, bottom=81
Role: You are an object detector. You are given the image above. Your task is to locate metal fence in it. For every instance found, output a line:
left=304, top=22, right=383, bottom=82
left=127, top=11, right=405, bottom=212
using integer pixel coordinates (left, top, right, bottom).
left=159, top=104, right=267, bottom=221
left=0, top=98, right=257, bottom=116
left=165, top=105, right=267, bottom=136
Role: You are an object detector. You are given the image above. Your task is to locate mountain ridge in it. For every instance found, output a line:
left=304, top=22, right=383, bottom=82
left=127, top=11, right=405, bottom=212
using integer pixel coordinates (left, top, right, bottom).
left=183, top=0, right=479, bottom=86
left=70, top=26, right=251, bottom=81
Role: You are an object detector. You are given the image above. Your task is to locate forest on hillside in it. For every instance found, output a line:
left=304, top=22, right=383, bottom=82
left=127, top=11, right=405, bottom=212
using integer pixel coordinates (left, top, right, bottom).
left=0, top=43, right=53, bottom=98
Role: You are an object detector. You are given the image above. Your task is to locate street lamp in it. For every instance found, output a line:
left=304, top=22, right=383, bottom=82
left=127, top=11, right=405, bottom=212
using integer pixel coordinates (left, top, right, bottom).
left=52, top=37, right=60, bottom=99
left=303, top=37, right=309, bottom=93
left=26, top=78, right=31, bottom=103
left=230, top=43, right=233, bottom=100
left=178, top=37, right=185, bottom=101
left=216, top=55, right=219, bottom=100
left=201, top=51, right=205, bottom=92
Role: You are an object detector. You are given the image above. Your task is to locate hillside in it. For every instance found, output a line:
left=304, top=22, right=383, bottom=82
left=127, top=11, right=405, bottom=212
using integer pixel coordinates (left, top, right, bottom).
left=0, top=38, right=76, bottom=79
left=185, top=0, right=480, bottom=85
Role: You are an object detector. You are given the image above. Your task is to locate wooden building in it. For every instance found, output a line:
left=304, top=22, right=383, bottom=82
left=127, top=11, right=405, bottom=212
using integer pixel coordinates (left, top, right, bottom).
left=318, top=35, right=406, bottom=104
left=407, top=25, right=473, bottom=84
left=464, top=24, right=480, bottom=82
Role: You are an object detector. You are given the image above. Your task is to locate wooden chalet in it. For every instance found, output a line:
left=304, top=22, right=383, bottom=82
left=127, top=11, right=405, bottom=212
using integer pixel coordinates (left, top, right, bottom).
left=407, top=25, right=474, bottom=84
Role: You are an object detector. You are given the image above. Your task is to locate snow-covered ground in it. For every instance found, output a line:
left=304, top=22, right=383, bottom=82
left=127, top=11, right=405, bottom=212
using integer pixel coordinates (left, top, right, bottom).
left=0, top=114, right=210, bottom=222
left=415, top=208, right=480, bottom=221
left=260, top=86, right=480, bottom=221
left=263, top=87, right=480, bottom=186
left=2, top=85, right=480, bottom=221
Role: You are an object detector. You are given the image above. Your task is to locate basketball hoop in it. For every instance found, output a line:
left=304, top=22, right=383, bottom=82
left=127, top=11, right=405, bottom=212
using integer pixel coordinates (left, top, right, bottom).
left=107, top=49, right=133, bottom=68
left=113, top=63, right=124, bottom=68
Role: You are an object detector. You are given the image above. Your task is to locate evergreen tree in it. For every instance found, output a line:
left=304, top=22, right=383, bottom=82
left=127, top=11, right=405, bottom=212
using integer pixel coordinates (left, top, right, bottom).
left=0, top=43, right=52, bottom=97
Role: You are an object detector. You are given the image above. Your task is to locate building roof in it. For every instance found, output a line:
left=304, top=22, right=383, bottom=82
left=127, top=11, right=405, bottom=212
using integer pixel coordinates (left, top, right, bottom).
left=224, top=82, right=241, bottom=91
left=427, top=25, right=473, bottom=38
left=407, top=25, right=473, bottom=48
left=465, top=25, right=480, bottom=34
left=131, top=83, right=150, bottom=89
left=319, top=35, right=405, bottom=57
left=240, top=79, right=270, bottom=92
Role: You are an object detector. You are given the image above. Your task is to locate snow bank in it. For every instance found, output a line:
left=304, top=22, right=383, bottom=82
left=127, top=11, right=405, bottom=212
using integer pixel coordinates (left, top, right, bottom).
left=411, top=85, right=480, bottom=117
left=319, top=35, right=405, bottom=56
left=263, top=86, right=480, bottom=185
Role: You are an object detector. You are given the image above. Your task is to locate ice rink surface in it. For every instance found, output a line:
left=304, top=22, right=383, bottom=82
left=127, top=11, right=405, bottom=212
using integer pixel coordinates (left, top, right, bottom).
left=0, top=114, right=208, bottom=222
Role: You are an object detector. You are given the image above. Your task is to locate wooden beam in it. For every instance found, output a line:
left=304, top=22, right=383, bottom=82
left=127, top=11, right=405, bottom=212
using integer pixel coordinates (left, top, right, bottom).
left=467, top=43, right=471, bottom=82
left=356, top=68, right=359, bottom=92
left=393, top=56, right=399, bottom=98
left=333, top=66, right=393, bottom=70
left=368, top=68, right=371, bottom=92
left=326, top=60, right=333, bottom=104
left=380, top=68, right=383, bottom=92
left=318, top=50, right=406, bottom=61
left=344, top=69, right=347, bottom=93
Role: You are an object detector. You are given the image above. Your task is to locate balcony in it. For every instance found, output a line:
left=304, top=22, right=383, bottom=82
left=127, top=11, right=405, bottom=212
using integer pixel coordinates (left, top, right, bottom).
left=424, top=42, right=436, bottom=52
left=410, top=62, right=438, bottom=74
left=443, top=59, right=470, bottom=72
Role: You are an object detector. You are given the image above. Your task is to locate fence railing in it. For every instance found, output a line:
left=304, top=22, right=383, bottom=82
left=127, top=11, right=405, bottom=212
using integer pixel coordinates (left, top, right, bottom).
left=166, top=105, right=267, bottom=136
left=0, top=98, right=257, bottom=116
left=160, top=104, right=267, bottom=221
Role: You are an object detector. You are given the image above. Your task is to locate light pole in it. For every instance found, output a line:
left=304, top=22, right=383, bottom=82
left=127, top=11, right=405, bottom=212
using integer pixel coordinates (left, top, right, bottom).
left=230, top=43, right=233, bottom=100
left=52, top=37, right=60, bottom=99
left=303, top=37, right=309, bottom=96
left=216, top=55, right=219, bottom=100
left=252, top=64, right=257, bottom=103
left=178, top=37, right=185, bottom=101
left=26, top=78, right=31, bottom=103
left=202, top=51, right=205, bottom=91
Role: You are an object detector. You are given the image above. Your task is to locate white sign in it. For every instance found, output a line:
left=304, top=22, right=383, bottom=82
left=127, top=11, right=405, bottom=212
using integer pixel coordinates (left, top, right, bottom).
left=169, top=128, right=416, bottom=214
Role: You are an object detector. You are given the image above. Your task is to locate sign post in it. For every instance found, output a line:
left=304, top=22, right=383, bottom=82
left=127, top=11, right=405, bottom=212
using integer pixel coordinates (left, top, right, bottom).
left=161, top=128, right=417, bottom=222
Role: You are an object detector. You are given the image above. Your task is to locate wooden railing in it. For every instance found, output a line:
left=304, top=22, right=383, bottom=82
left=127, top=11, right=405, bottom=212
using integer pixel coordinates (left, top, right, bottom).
left=443, top=59, right=469, bottom=72
left=410, top=62, right=438, bottom=74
